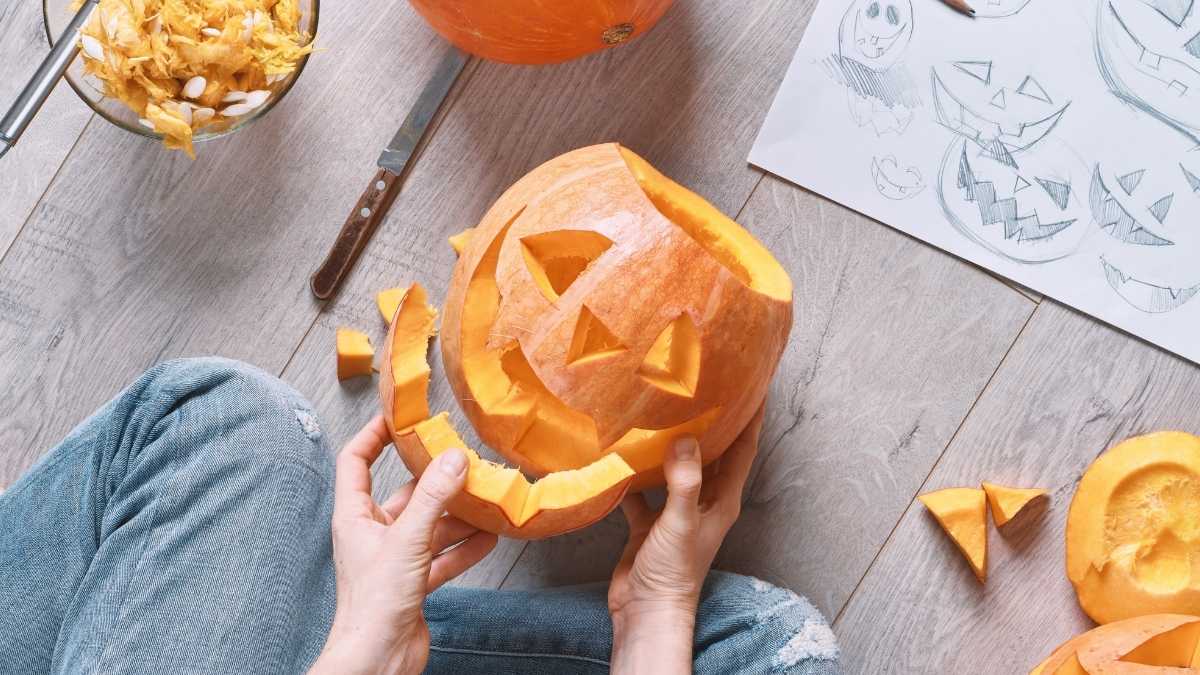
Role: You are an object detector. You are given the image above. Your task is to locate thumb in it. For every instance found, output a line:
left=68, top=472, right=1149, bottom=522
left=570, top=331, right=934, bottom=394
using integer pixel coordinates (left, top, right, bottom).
left=393, top=449, right=469, bottom=546
left=657, top=437, right=703, bottom=539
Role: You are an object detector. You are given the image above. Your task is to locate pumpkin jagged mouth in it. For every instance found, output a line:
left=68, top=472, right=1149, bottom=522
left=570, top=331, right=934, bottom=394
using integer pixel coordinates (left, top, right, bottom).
left=955, top=145, right=1076, bottom=243
left=1101, top=257, right=1200, bottom=313
left=1105, top=1, right=1200, bottom=98
left=1089, top=165, right=1175, bottom=246
left=931, top=69, right=1069, bottom=168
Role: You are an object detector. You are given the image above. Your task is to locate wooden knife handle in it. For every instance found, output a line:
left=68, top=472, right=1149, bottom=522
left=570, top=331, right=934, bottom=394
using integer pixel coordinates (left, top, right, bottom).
left=310, top=168, right=401, bottom=301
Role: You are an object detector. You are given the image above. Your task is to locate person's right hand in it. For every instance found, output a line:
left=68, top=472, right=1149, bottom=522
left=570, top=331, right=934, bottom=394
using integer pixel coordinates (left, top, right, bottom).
left=309, top=415, right=497, bottom=675
left=608, top=404, right=766, bottom=674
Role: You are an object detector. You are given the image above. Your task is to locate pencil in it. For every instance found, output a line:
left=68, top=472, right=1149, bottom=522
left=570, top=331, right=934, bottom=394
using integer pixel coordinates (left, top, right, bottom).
left=941, top=0, right=976, bottom=16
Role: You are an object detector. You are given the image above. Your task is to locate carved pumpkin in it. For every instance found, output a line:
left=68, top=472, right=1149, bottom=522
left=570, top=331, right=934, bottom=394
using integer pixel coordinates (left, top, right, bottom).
left=931, top=62, right=1089, bottom=263
left=1096, top=0, right=1200, bottom=143
left=407, top=0, right=676, bottom=64
left=1092, top=156, right=1200, bottom=314
left=1032, top=614, right=1200, bottom=674
left=379, top=144, right=792, bottom=539
left=1066, top=432, right=1200, bottom=624
left=443, top=143, right=792, bottom=490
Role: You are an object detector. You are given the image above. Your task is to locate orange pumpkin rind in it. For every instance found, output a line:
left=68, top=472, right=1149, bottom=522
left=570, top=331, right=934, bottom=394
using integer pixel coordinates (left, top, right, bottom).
left=1032, top=614, right=1200, bottom=674
left=379, top=281, right=635, bottom=539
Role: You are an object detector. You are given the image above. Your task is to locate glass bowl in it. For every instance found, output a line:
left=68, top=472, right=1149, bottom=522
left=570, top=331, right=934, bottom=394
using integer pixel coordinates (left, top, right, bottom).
left=42, top=0, right=319, bottom=144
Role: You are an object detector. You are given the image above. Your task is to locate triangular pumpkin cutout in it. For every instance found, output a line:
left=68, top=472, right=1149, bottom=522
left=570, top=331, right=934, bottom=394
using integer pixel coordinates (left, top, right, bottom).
left=567, top=306, right=625, bottom=365
left=919, top=487, right=988, bottom=582
left=981, top=482, right=1047, bottom=526
left=638, top=314, right=701, bottom=397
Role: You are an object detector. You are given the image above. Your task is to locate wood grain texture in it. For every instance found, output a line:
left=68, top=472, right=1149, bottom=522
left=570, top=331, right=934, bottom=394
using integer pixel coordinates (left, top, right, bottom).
left=0, top=1, right=93, bottom=254
left=0, top=1, right=465, bottom=486
left=500, top=177, right=1035, bottom=609
left=279, top=0, right=824, bottom=584
left=835, top=300, right=1200, bottom=674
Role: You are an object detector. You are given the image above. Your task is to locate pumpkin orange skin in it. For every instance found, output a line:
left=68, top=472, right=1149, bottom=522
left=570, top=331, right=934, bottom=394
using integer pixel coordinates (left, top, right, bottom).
left=407, top=0, right=676, bottom=64
left=442, top=143, right=793, bottom=491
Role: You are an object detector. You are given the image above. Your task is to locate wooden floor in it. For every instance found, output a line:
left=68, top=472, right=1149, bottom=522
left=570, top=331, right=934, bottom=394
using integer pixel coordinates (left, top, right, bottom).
left=3, top=1, right=1196, bottom=672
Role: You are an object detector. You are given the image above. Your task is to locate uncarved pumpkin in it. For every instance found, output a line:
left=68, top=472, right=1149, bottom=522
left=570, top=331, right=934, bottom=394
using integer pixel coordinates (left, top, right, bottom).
left=407, top=0, right=676, bottom=64
left=1032, top=614, right=1200, bottom=674
left=440, top=143, right=792, bottom=494
left=1066, top=432, right=1200, bottom=624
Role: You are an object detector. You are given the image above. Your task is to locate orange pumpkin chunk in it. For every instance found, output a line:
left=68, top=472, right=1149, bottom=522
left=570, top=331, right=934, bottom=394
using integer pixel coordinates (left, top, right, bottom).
left=335, top=328, right=373, bottom=381
left=919, top=487, right=988, bottom=583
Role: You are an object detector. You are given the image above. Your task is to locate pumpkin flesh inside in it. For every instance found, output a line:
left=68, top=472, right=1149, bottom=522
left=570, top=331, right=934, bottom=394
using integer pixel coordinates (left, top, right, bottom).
left=1067, top=432, right=1200, bottom=624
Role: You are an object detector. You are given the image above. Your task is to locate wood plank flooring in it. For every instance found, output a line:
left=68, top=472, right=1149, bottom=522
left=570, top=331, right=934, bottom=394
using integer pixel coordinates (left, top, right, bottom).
left=2, top=0, right=1195, bottom=672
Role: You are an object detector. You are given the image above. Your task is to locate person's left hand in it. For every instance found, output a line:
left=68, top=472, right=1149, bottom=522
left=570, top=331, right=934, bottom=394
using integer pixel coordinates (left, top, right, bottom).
left=309, top=415, right=497, bottom=675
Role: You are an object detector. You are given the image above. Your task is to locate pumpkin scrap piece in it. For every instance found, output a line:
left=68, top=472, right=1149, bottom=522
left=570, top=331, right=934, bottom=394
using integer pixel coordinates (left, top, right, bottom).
left=1066, top=431, right=1200, bottom=624
left=74, top=0, right=315, bottom=157
left=376, top=287, right=408, bottom=325
left=1031, top=613, right=1200, bottom=674
left=335, top=328, right=373, bottom=381
left=919, top=487, right=988, bottom=583
left=448, top=228, right=474, bottom=256
left=385, top=283, right=437, bottom=431
left=982, top=481, right=1048, bottom=527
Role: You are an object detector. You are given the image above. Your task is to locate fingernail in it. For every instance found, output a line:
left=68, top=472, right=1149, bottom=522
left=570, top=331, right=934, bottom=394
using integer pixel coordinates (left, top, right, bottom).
left=439, top=449, right=468, bottom=476
left=674, top=437, right=698, bottom=460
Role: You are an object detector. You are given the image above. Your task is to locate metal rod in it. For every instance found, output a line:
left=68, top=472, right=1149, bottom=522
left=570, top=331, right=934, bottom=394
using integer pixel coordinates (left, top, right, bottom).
left=0, top=0, right=99, bottom=158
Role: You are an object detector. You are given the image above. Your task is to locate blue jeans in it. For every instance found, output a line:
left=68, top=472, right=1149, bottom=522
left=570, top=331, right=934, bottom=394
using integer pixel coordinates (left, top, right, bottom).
left=0, top=358, right=840, bottom=674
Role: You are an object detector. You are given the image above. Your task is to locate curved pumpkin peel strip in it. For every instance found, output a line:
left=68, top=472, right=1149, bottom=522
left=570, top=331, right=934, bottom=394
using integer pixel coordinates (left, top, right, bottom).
left=919, top=487, right=988, bottom=583
left=379, top=282, right=635, bottom=539
left=1033, top=614, right=1200, bottom=674
left=982, top=481, right=1048, bottom=527
left=1066, top=432, right=1200, bottom=624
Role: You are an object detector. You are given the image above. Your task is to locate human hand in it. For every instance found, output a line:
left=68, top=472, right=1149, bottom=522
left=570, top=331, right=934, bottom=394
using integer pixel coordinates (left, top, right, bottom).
left=309, top=415, right=497, bottom=675
left=608, top=405, right=765, bottom=674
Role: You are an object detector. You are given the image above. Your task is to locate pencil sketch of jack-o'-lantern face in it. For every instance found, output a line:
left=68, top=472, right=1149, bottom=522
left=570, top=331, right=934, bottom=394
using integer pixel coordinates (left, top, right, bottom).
left=838, top=0, right=914, bottom=70
left=932, top=62, right=1088, bottom=262
left=1096, top=0, right=1200, bottom=143
left=1092, top=156, right=1200, bottom=313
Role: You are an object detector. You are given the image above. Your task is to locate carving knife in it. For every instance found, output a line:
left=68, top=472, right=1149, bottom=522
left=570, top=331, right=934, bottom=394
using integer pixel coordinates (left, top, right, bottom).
left=309, top=47, right=469, bottom=300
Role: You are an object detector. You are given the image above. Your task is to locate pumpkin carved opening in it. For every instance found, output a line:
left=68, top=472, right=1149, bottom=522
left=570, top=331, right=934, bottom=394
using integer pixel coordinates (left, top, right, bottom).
left=567, top=306, right=627, bottom=365
left=638, top=313, right=701, bottom=398
left=520, top=230, right=614, bottom=302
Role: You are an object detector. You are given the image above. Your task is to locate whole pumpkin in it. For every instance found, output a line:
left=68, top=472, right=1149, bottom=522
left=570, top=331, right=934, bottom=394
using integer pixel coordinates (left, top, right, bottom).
left=407, top=0, right=676, bottom=64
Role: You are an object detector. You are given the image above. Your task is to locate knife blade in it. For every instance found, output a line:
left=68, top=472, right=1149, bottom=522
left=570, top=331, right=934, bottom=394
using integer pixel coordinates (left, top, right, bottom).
left=309, top=47, right=469, bottom=300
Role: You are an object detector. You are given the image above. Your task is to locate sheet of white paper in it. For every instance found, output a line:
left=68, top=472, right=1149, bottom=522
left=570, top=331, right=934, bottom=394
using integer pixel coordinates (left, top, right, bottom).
left=750, top=0, right=1200, bottom=364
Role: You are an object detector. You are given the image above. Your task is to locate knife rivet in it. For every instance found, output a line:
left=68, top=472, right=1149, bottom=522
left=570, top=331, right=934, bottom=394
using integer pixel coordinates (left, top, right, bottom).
left=376, top=180, right=386, bottom=191
left=360, top=207, right=371, bottom=218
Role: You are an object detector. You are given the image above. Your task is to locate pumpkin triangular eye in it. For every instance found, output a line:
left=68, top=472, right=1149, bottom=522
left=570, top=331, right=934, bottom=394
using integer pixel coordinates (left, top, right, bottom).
left=1183, top=164, right=1200, bottom=192
left=1117, top=169, right=1145, bottom=195
left=1148, top=194, right=1175, bottom=224
left=1144, top=0, right=1193, bottom=27
left=567, top=306, right=625, bottom=365
left=1035, top=177, right=1071, bottom=209
left=1016, top=76, right=1053, bottom=104
left=520, top=230, right=613, bottom=301
left=638, top=314, right=701, bottom=398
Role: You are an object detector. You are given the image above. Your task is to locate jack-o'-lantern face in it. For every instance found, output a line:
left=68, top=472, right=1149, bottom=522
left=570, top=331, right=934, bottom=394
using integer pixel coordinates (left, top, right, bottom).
left=1097, top=0, right=1200, bottom=142
left=932, top=62, right=1088, bottom=262
left=441, top=144, right=793, bottom=492
left=1092, top=156, right=1200, bottom=312
left=839, top=0, right=915, bottom=70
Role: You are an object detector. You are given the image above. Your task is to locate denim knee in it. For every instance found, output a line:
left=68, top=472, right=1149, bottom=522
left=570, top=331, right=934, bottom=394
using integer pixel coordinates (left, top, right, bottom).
left=130, top=357, right=333, bottom=476
left=697, top=572, right=841, bottom=674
